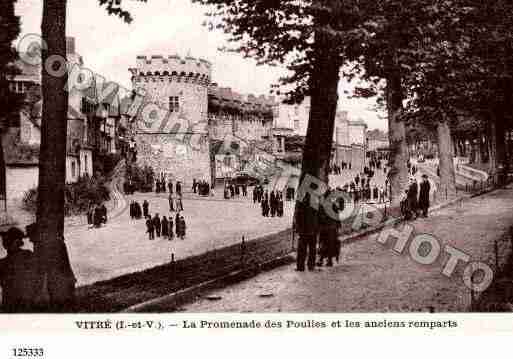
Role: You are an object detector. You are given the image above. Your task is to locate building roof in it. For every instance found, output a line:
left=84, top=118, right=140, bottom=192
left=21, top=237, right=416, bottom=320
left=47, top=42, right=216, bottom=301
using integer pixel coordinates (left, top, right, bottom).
left=349, top=118, right=368, bottom=127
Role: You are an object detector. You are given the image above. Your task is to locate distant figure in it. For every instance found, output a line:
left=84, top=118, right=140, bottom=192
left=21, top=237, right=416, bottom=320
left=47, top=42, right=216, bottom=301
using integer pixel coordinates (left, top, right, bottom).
left=418, top=174, right=431, bottom=217
left=143, top=200, right=149, bottom=218
left=168, top=193, right=175, bottom=212
left=0, top=228, right=43, bottom=313
left=93, top=204, right=102, bottom=228
left=176, top=215, right=186, bottom=240
left=176, top=181, right=182, bottom=197
left=168, top=216, right=174, bottom=240
left=87, top=202, right=94, bottom=227
left=134, top=201, right=142, bottom=219
left=407, top=177, right=419, bottom=219
left=99, top=203, right=107, bottom=224
left=261, top=196, right=269, bottom=217
left=153, top=214, right=161, bottom=238
left=161, top=216, right=169, bottom=238
left=180, top=216, right=186, bottom=239
left=176, top=196, right=184, bottom=212
left=146, top=216, right=155, bottom=240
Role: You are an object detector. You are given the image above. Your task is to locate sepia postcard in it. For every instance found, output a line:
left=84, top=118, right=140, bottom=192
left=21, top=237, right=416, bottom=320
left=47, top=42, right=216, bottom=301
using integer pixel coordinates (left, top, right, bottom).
left=1, top=0, right=513, bottom=356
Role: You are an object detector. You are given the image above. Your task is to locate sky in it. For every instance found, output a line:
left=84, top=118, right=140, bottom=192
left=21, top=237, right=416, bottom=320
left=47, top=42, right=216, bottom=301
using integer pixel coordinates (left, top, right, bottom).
left=14, top=0, right=387, bottom=131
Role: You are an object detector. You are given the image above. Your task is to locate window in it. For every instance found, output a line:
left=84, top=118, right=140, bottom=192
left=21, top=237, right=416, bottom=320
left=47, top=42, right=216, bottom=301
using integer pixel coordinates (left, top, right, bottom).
left=169, top=96, right=180, bottom=113
left=10, top=81, right=25, bottom=93
left=294, top=119, right=300, bottom=130
left=71, top=161, right=76, bottom=178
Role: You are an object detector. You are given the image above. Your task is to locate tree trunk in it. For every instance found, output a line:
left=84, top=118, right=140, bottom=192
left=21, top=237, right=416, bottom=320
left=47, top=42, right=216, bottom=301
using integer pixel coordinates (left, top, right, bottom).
left=488, top=119, right=497, bottom=174
left=294, top=31, right=340, bottom=239
left=437, top=119, right=456, bottom=198
left=37, top=0, right=76, bottom=311
left=495, top=116, right=507, bottom=172
left=385, top=65, right=409, bottom=205
left=475, top=138, right=482, bottom=164
left=479, top=132, right=487, bottom=163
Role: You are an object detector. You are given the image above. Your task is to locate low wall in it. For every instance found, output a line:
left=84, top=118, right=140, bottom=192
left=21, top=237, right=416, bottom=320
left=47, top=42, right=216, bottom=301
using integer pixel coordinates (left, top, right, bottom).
left=75, top=228, right=294, bottom=312
left=457, top=164, right=489, bottom=182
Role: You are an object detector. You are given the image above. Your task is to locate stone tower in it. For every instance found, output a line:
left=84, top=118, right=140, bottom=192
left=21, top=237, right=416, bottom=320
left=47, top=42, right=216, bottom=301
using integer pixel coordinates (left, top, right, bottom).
left=129, top=54, right=213, bottom=186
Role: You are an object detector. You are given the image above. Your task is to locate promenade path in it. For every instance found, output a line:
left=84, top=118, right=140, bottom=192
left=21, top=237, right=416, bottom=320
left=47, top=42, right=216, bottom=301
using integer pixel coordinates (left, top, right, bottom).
left=1, top=169, right=383, bottom=287
left=181, top=184, right=513, bottom=312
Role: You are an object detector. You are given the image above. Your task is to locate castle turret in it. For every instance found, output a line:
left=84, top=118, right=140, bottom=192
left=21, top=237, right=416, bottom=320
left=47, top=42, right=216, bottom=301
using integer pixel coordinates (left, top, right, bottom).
left=129, top=54, right=212, bottom=129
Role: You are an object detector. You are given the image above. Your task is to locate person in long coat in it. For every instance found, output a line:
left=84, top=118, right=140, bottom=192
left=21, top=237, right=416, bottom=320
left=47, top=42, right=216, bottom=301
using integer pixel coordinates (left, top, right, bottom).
left=153, top=214, right=161, bottom=237
left=146, top=216, right=155, bottom=240
left=277, top=194, right=284, bottom=217
left=270, top=191, right=276, bottom=217
left=261, top=197, right=269, bottom=217
left=168, top=193, right=175, bottom=212
left=93, top=205, right=102, bottom=228
left=168, top=216, right=174, bottom=240
left=135, top=201, right=142, bottom=219
left=295, top=193, right=319, bottom=271
left=179, top=216, right=186, bottom=239
left=318, top=194, right=340, bottom=267
left=418, top=174, right=431, bottom=217
left=407, top=177, right=419, bottom=219
left=142, top=200, right=149, bottom=218
left=161, top=216, right=169, bottom=238
left=87, top=203, right=94, bottom=227
left=129, top=201, right=134, bottom=219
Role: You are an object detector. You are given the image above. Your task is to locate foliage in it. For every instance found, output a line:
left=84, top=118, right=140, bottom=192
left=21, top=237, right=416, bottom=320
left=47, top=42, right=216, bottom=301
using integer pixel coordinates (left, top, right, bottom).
left=94, top=152, right=123, bottom=176
left=126, top=163, right=154, bottom=192
left=23, top=175, right=110, bottom=216
left=0, top=0, right=24, bottom=130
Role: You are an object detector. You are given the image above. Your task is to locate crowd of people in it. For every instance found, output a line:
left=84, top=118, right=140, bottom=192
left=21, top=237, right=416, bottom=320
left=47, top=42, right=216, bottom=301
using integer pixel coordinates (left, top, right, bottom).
left=129, top=195, right=188, bottom=241
left=329, top=161, right=352, bottom=174
left=192, top=179, right=212, bottom=196
left=145, top=212, right=187, bottom=240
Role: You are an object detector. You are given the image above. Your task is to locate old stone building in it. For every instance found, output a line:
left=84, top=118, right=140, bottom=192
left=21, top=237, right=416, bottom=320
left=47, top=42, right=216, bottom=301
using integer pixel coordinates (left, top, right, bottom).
left=129, top=55, right=212, bottom=185
left=129, top=55, right=276, bottom=185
